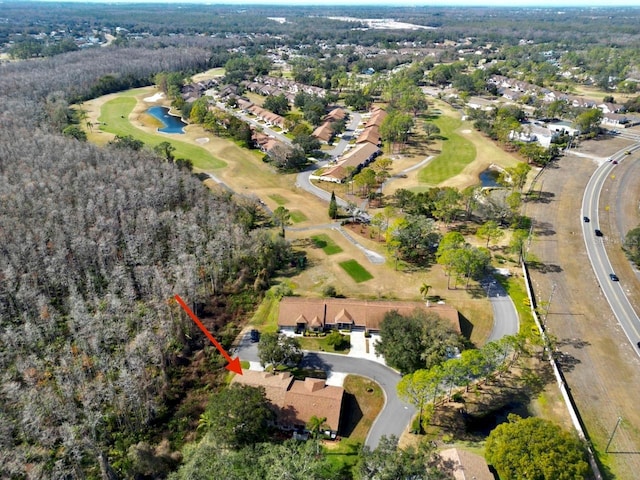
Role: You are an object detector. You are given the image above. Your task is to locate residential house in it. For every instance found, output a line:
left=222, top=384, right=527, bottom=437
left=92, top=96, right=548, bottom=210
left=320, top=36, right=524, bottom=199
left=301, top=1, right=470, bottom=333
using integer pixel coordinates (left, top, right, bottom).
left=356, top=125, right=382, bottom=146
left=601, top=112, right=630, bottom=127
left=312, top=121, right=334, bottom=143
left=313, top=141, right=381, bottom=183
left=231, top=370, right=344, bottom=436
left=439, top=448, right=494, bottom=480
left=277, top=297, right=461, bottom=334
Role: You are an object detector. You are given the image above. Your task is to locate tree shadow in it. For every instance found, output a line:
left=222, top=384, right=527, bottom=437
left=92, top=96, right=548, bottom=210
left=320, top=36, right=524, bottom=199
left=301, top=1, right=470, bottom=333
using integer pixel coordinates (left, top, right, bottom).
left=532, top=220, right=556, bottom=236
left=526, top=261, right=563, bottom=274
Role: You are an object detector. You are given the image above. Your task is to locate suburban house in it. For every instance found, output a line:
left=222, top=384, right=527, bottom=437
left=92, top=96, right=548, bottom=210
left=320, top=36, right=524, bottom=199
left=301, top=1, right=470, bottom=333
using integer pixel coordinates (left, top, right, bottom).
left=312, top=121, right=334, bottom=143
left=316, top=141, right=381, bottom=183
left=231, top=370, right=344, bottom=437
left=365, top=106, right=388, bottom=127
left=277, top=297, right=461, bottom=334
left=439, top=448, right=494, bottom=480
left=356, top=125, right=382, bottom=146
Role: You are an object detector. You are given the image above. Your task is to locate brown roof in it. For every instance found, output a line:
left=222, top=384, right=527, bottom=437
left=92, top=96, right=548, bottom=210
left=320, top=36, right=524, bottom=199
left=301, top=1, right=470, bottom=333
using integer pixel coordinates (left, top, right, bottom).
left=439, top=448, right=494, bottom=480
left=356, top=125, right=381, bottom=145
left=325, top=107, right=346, bottom=122
left=278, top=297, right=460, bottom=333
left=232, top=370, right=294, bottom=408
left=282, top=378, right=344, bottom=431
left=320, top=164, right=347, bottom=182
left=312, top=121, right=333, bottom=142
left=366, top=107, right=387, bottom=127
left=339, top=142, right=380, bottom=170
left=231, top=370, right=344, bottom=432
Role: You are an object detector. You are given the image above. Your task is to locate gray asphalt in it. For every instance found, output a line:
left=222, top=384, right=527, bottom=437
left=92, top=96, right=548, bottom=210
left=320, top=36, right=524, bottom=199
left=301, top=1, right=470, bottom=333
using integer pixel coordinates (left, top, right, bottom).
left=582, top=142, right=640, bottom=351
left=483, top=275, right=520, bottom=342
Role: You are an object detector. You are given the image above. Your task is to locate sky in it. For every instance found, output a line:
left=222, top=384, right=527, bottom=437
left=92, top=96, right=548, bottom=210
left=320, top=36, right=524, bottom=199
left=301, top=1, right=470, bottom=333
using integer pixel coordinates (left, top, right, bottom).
left=20, top=0, right=640, bottom=5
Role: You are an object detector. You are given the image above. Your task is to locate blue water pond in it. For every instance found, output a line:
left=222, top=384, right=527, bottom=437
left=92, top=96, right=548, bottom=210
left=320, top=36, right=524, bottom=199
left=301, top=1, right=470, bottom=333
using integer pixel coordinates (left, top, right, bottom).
left=479, top=168, right=501, bottom=187
left=147, top=106, right=187, bottom=134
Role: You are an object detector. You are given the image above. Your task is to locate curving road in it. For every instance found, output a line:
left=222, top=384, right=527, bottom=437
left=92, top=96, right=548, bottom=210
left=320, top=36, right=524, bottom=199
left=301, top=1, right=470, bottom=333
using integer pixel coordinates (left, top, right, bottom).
left=582, top=142, right=640, bottom=351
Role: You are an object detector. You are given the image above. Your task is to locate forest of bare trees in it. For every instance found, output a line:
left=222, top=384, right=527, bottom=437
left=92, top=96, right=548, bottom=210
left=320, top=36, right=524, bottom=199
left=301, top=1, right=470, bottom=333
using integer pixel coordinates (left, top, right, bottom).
left=0, top=40, right=289, bottom=478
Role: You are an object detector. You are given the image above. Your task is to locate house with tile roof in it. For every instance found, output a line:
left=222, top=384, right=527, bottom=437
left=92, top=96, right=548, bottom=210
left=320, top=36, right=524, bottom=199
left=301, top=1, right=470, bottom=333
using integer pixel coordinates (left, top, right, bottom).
left=231, top=370, right=344, bottom=435
left=277, top=297, right=461, bottom=334
left=312, top=121, right=334, bottom=143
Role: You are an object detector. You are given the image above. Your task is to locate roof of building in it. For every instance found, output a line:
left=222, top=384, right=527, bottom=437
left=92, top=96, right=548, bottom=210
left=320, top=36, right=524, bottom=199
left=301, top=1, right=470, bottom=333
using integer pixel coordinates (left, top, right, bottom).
left=278, top=297, right=460, bottom=333
left=339, top=142, right=380, bottom=170
left=366, top=107, right=387, bottom=127
left=356, top=125, right=381, bottom=145
left=439, top=448, right=494, bottom=480
left=231, top=370, right=344, bottom=431
left=325, top=107, right=347, bottom=122
left=312, top=121, right=334, bottom=142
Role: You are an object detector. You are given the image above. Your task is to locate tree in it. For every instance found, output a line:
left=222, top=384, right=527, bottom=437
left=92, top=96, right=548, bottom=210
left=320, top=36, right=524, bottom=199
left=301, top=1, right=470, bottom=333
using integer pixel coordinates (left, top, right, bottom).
left=476, top=220, right=504, bottom=248
left=356, top=436, right=449, bottom=480
left=263, top=93, right=290, bottom=116
left=574, top=108, right=603, bottom=135
left=199, top=385, right=275, bottom=449
left=397, top=369, right=443, bottom=432
left=109, top=134, right=145, bottom=151
left=62, top=124, right=87, bottom=141
left=154, top=141, right=176, bottom=163
left=623, top=226, right=640, bottom=266
left=307, top=415, right=328, bottom=454
left=272, top=206, right=291, bottom=238
left=485, top=415, right=589, bottom=480
left=292, top=133, right=320, bottom=154
left=257, top=332, right=303, bottom=369
left=419, top=283, right=431, bottom=301
left=328, top=191, right=338, bottom=219
left=268, top=143, right=307, bottom=171
left=376, top=309, right=463, bottom=374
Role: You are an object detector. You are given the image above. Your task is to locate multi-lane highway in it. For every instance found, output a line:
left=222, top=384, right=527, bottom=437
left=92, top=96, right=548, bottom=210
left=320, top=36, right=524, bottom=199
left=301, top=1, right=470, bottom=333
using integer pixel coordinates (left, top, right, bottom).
left=582, top=140, right=640, bottom=351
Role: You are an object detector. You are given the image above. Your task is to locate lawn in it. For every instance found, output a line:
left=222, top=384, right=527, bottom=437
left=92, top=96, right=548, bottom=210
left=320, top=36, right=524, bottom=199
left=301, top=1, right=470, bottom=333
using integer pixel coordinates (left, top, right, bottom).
left=417, top=115, right=476, bottom=185
left=298, top=333, right=350, bottom=354
left=339, top=260, right=374, bottom=283
left=311, top=234, right=344, bottom=255
left=289, top=210, right=308, bottom=223
left=98, top=96, right=226, bottom=170
left=324, top=375, right=384, bottom=475
left=268, top=193, right=289, bottom=205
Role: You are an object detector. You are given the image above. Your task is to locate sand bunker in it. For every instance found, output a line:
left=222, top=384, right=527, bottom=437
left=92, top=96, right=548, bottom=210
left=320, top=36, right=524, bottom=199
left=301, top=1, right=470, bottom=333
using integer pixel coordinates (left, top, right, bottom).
left=195, top=137, right=210, bottom=144
left=144, top=92, right=164, bottom=102
left=461, top=129, right=472, bottom=134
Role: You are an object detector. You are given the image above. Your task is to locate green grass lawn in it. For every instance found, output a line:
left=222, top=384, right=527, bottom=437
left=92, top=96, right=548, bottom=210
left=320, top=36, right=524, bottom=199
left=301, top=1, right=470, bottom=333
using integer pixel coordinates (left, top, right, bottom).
left=268, top=193, right=289, bottom=205
left=339, top=260, right=374, bottom=283
left=98, top=96, right=226, bottom=170
left=311, top=234, right=344, bottom=255
left=298, top=334, right=350, bottom=354
left=418, top=115, right=476, bottom=185
left=289, top=210, right=308, bottom=223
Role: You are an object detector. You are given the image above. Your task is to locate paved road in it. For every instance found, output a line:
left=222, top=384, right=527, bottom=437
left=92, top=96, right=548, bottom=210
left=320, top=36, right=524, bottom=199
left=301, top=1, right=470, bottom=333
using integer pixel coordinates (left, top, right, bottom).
left=582, top=142, right=640, bottom=351
left=482, top=275, right=520, bottom=342
left=233, top=332, right=414, bottom=449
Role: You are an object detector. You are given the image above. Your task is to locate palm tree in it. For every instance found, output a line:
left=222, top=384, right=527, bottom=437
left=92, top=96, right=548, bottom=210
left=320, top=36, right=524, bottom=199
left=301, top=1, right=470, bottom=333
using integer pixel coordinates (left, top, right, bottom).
left=306, top=415, right=328, bottom=455
left=272, top=206, right=291, bottom=238
left=419, top=283, right=431, bottom=305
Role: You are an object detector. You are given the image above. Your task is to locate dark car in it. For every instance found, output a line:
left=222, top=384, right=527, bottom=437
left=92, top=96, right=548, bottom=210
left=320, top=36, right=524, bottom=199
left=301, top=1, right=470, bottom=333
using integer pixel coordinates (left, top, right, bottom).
left=583, top=216, right=590, bottom=223
left=250, top=329, right=260, bottom=342
left=595, top=229, right=603, bottom=237
left=609, top=273, right=619, bottom=282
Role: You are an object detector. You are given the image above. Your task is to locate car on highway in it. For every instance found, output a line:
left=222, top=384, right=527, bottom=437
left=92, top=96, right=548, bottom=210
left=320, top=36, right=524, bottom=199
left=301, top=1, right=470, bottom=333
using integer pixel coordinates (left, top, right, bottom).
left=612, top=160, right=618, bottom=165
left=609, top=273, right=619, bottom=282
left=583, top=216, right=590, bottom=222
left=595, top=229, right=603, bottom=237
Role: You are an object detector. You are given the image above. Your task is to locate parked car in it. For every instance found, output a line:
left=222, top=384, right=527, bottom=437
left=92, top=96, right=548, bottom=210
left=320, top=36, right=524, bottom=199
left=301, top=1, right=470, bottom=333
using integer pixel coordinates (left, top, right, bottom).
left=609, top=273, right=619, bottom=282
left=250, top=329, right=260, bottom=342
left=595, top=229, right=603, bottom=237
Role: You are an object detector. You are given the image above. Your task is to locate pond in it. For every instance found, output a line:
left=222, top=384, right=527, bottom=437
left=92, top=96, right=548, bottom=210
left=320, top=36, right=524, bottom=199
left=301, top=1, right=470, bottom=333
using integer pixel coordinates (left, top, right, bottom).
left=146, top=106, right=187, bottom=134
left=479, top=168, right=501, bottom=187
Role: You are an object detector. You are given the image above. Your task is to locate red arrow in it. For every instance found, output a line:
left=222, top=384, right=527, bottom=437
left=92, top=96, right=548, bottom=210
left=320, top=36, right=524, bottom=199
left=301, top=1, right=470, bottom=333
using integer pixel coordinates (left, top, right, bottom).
left=174, top=294, right=243, bottom=375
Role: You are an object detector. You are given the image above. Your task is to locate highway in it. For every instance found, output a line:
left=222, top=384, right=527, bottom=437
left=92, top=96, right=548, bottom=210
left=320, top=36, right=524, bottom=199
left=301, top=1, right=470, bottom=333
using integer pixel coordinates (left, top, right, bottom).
left=582, top=141, right=640, bottom=351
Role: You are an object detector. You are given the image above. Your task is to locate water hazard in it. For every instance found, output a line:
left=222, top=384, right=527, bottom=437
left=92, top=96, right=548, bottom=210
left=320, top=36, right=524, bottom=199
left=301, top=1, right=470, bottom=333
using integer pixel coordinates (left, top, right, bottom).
left=479, top=168, right=501, bottom=187
left=147, top=106, right=187, bottom=134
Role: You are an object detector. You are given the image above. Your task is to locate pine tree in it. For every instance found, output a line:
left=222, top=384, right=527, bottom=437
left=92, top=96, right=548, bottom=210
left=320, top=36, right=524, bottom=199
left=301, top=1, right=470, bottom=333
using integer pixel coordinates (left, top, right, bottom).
left=328, top=191, right=338, bottom=219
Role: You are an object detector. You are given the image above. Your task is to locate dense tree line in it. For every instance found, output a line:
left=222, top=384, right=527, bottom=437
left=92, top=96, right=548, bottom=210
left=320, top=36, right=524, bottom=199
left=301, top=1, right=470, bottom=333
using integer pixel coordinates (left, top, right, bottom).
left=0, top=39, right=292, bottom=478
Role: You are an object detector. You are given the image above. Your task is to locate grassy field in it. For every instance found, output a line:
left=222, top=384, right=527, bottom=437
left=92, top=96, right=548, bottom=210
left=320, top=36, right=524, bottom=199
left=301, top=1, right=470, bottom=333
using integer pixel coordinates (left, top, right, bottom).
left=268, top=193, right=289, bottom=205
left=98, top=96, right=226, bottom=170
left=417, top=115, right=476, bottom=185
left=289, top=210, right=308, bottom=223
left=311, top=234, right=344, bottom=255
left=339, top=260, right=374, bottom=283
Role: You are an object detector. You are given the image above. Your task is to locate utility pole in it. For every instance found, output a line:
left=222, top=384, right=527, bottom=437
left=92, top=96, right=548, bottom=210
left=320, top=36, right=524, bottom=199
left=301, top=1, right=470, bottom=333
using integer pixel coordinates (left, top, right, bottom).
left=543, top=283, right=557, bottom=329
left=605, top=416, right=622, bottom=453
